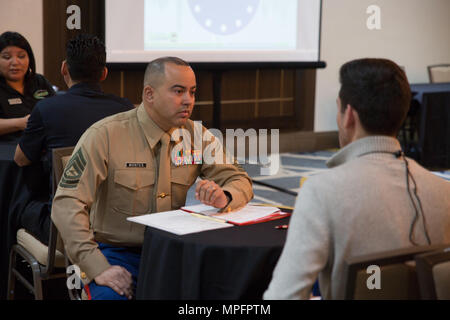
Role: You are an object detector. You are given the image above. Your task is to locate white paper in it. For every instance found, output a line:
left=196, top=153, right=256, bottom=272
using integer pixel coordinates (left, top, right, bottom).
left=127, top=210, right=233, bottom=235
left=181, top=204, right=220, bottom=216
left=181, top=204, right=282, bottom=224
left=213, top=206, right=282, bottom=224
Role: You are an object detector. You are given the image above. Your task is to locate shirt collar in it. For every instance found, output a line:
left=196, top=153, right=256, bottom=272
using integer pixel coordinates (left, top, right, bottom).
left=68, top=82, right=102, bottom=94
left=0, top=76, right=23, bottom=96
left=136, top=103, right=166, bottom=149
left=326, top=135, right=403, bottom=168
left=137, top=103, right=191, bottom=149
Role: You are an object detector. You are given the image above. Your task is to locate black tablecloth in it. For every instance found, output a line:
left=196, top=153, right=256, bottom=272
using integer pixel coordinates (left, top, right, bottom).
left=0, top=141, right=48, bottom=299
left=136, top=216, right=290, bottom=300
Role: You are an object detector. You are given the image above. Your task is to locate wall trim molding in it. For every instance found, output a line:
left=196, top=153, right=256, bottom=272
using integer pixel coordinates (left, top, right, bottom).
left=279, top=130, right=339, bottom=153
left=221, top=129, right=339, bottom=157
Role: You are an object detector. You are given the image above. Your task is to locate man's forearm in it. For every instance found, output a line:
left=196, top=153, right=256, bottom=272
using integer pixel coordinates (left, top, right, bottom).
left=51, top=194, right=110, bottom=282
left=14, top=144, right=32, bottom=167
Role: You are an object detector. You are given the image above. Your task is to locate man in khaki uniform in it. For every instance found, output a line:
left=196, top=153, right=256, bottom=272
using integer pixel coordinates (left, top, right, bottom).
left=51, top=57, right=253, bottom=300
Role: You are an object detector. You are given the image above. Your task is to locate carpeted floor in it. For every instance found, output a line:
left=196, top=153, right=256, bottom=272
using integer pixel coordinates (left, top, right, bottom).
left=242, top=151, right=336, bottom=208
left=186, top=150, right=450, bottom=209
left=186, top=150, right=335, bottom=208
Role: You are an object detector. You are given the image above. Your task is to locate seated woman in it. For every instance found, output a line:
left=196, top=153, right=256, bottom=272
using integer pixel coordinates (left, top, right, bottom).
left=0, top=31, right=55, bottom=141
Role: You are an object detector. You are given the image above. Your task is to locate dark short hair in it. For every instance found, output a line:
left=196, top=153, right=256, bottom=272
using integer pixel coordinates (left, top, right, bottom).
left=0, top=31, right=36, bottom=79
left=143, top=56, right=190, bottom=87
left=339, top=58, right=411, bottom=136
left=66, top=34, right=106, bottom=83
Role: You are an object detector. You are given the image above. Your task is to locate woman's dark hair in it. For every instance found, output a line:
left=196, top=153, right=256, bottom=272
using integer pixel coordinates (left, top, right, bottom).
left=339, top=58, right=411, bottom=136
left=0, top=31, right=36, bottom=80
left=66, top=34, right=106, bottom=83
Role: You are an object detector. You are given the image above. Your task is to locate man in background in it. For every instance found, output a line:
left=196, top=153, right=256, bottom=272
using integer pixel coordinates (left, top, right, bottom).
left=14, top=33, right=134, bottom=245
left=264, top=58, right=450, bottom=300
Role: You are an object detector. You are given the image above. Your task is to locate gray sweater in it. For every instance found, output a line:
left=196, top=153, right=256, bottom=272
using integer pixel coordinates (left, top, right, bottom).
left=263, top=136, right=450, bottom=300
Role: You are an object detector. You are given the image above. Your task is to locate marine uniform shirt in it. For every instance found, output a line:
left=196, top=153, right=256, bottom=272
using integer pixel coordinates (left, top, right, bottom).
left=0, top=74, right=55, bottom=141
left=51, top=103, right=253, bottom=282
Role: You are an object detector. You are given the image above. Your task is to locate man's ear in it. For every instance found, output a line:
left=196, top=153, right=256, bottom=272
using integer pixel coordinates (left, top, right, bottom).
left=60, top=60, right=68, bottom=77
left=99, top=67, right=108, bottom=82
left=342, top=104, right=356, bottom=129
left=143, top=85, right=154, bottom=103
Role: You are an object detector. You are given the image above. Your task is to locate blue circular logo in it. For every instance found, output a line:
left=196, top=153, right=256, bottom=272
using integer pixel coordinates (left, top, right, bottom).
left=188, top=0, right=260, bottom=35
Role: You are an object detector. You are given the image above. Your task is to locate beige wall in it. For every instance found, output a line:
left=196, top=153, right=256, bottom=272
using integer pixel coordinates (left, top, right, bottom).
left=315, top=0, right=450, bottom=132
left=0, top=0, right=44, bottom=74
left=1, top=0, right=450, bottom=133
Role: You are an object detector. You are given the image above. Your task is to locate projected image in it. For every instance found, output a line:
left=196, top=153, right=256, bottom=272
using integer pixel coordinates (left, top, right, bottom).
left=187, top=0, right=260, bottom=36
left=105, top=0, right=320, bottom=62
left=144, top=0, right=297, bottom=50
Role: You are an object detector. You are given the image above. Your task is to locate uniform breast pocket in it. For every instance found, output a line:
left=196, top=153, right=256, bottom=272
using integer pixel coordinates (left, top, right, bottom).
left=170, top=165, right=199, bottom=208
left=171, top=164, right=199, bottom=186
left=111, top=169, right=155, bottom=215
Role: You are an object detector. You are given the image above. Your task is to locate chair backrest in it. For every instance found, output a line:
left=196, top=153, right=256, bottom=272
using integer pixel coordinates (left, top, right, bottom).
left=428, top=64, right=450, bottom=83
left=44, top=146, right=75, bottom=274
left=415, top=246, right=450, bottom=300
left=418, top=91, right=450, bottom=170
left=343, top=244, right=450, bottom=300
left=52, top=146, right=76, bottom=195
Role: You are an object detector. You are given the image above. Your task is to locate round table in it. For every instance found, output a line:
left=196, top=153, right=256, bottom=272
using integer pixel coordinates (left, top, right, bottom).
left=136, top=215, right=290, bottom=300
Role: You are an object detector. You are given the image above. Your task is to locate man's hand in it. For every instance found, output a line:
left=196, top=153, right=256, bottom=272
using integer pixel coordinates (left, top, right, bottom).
left=195, top=180, right=229, bottom=209
left=94, top=265, right=133, bottom=299
left=16, top=114, right=30, bottom=131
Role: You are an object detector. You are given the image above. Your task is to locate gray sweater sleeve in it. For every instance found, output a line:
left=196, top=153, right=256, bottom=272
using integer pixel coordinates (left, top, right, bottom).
left=263, top=178, right=331, bottom=299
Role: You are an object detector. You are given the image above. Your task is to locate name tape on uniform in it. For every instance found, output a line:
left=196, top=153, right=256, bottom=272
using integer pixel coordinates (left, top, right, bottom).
left=126, top=162, right=147, bottom=168
left=8, top=98, right=22, bottom=105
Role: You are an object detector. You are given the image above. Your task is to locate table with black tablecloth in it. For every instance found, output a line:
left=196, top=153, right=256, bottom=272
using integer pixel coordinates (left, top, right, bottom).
left=136, top=215, right=290, bottom=300
left=0, top=141, right=48, bottom=299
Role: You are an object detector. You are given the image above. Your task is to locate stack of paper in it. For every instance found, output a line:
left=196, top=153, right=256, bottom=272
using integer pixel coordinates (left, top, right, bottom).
left=127, top=204, right=291, bottom=236
left=181, top=204, right=290, bottom=226
left=127, top=210, right=233, bottom=235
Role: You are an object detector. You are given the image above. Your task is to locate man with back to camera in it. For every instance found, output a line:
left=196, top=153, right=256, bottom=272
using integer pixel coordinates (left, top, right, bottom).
left=51, top=56, right=254, bottom=300
left=14, top=34, right=134, bottom=245
left=263, top=58, right=450, bottom=300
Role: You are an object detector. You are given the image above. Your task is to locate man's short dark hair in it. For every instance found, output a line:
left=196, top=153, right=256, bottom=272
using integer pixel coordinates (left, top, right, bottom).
left=143, top=56, right=191, bottom=87
left=339, top=58, right=411, bottom=136
left=66, top=34, right=106, bottom=83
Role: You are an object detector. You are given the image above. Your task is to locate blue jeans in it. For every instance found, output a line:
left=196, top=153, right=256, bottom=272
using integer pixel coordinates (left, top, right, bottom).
left=312, top=280, right=321, bottom=297
left=86, top=242, right=141, bottom=300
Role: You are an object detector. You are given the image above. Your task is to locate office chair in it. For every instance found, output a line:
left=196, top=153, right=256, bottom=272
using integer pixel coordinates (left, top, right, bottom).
left=417, top=91, right=450, bottom=170
left=7, top=146, right=75, bottom=300
left=343, top=244, right=450, bottom=300
left=52, top=147, right=86, bottom=300
left=415, top=246, right=450, bottom=300
left=427, top=64, right=450, bottom=83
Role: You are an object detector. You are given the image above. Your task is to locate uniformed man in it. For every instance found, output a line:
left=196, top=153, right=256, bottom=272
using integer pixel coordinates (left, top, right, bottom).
left=51, top=56, right=253, bottom=300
